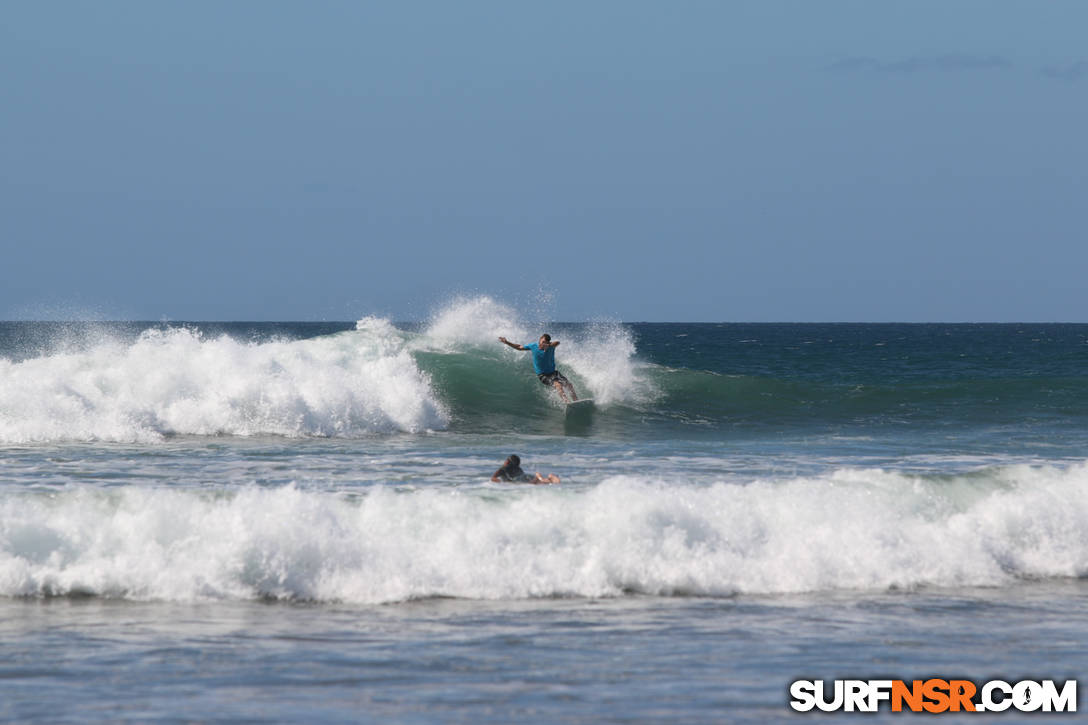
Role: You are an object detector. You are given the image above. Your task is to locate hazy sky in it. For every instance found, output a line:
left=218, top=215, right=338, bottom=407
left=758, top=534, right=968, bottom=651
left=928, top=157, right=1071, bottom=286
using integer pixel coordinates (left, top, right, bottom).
left=3, top=1, right=1086, bottom=321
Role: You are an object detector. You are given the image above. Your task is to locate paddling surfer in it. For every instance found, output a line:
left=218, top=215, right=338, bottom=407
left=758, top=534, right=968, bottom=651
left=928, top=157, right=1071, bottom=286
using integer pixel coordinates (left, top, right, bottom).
left=498, top=333, right=579, bottom=403
left=490, top=454, right=560, bottom=484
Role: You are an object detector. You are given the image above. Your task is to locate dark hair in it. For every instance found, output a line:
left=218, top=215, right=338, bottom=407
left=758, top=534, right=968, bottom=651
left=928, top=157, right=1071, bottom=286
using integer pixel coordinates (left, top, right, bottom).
left=540, top=334, right=551, bottom=343
left=507, top=454, right=520, bottom=466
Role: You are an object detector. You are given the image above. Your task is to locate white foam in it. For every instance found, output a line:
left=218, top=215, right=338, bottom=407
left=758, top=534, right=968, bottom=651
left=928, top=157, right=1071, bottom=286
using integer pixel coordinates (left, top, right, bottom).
left=2, top=464, right=1086, bottom=603
left=0, top=324, right=447, bottom=443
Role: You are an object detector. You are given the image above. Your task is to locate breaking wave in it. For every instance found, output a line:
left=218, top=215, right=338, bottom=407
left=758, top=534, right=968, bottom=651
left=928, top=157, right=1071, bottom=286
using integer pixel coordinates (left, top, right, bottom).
left=0, top=322, right=446, bottom=442
left=2, top=463, right=1086, bottom=603
left=0, top=297, right=657, bottom=442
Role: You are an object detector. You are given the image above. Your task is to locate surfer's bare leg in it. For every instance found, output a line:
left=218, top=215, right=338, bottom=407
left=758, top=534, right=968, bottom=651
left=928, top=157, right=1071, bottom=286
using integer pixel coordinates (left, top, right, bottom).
left=562, top=380, right=578, bottom=402
left=552, top=381, right=571, bottom=403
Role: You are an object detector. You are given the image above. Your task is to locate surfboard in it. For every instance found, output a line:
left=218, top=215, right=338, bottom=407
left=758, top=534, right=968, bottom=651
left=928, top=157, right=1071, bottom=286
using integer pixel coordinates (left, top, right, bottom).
left=565, top=398, right=595, bottom=414
left=563, top=398, right=594, bottom=435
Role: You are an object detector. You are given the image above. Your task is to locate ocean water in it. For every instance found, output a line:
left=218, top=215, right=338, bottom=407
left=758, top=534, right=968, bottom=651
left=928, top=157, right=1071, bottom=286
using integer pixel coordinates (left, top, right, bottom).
left=1, top=298, right=1086, bottom=722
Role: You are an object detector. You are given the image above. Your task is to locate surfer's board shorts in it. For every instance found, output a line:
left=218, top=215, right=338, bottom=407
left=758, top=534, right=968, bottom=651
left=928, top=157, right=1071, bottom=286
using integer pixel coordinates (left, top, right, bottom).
left=537, top=370, right=569, bottom=386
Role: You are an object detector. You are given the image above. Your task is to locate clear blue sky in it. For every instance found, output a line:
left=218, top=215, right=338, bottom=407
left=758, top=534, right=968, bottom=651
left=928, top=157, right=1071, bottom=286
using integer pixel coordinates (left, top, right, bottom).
left=2, top=1, right=1086, bottom=321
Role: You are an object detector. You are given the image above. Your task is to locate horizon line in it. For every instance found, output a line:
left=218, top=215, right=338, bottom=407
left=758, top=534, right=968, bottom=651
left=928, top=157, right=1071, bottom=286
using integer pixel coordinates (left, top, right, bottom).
left=2, top=319, right=1085, bottom=326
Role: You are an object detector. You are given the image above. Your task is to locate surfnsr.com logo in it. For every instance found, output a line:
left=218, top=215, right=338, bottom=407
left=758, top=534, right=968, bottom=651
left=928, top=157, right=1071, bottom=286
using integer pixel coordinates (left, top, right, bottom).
left=790, top=679, right=1077, bottom=713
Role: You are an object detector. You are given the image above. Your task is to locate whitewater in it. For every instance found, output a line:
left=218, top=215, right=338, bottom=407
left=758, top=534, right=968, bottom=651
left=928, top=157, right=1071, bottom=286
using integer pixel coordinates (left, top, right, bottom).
left=3, top=466, right=1087, bottom=604
left=2, top=298, right=1086, bottom=722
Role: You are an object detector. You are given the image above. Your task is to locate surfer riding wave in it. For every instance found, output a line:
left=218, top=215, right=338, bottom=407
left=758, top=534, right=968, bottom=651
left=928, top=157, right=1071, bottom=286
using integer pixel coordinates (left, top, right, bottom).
left=499, top=333, right=579, bottom=403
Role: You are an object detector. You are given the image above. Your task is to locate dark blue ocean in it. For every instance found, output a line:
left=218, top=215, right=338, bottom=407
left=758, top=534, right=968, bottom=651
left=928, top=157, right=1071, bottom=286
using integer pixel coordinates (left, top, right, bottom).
left=1, top=299, right=1086, bottom=722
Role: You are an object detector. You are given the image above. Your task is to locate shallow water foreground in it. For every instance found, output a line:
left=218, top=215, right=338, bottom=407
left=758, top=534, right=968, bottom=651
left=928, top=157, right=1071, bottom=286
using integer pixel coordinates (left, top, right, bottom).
left=2, top=582, right=1085, bottom=723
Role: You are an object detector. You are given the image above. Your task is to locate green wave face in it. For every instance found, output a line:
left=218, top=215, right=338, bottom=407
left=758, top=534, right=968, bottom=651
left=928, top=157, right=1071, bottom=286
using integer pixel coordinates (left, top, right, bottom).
left=411, top=338, right=1088, bottom=440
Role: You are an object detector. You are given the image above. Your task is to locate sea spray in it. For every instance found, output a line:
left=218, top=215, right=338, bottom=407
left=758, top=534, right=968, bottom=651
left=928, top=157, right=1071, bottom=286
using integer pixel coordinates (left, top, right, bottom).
left=422, top=296, right=531, bottom=349
left=560, top=321, right=658, bottom=406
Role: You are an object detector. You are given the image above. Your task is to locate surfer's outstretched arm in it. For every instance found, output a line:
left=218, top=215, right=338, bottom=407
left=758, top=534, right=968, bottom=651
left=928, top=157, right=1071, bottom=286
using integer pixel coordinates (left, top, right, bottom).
left=498, top=336, right=526, bottom=351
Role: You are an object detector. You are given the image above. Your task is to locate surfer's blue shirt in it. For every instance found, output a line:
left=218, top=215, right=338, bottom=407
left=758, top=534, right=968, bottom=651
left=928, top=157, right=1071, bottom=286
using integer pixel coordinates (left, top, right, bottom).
left=525, top=342, right=556, bottom=375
